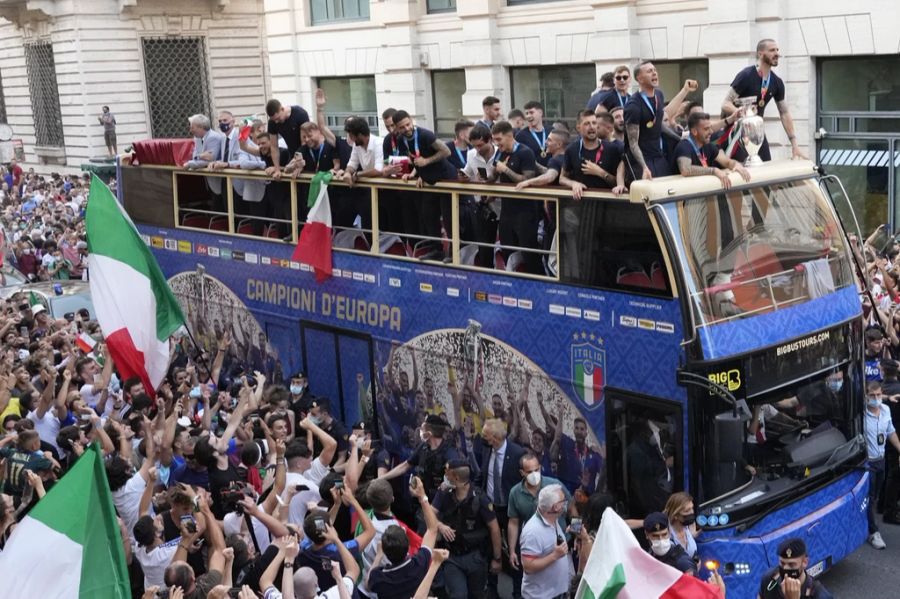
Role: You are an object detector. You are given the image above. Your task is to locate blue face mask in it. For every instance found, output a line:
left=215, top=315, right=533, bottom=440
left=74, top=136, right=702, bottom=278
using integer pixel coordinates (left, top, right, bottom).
left=309, top=415, right=323, bottom=426
left=868, top=396, right=882, bottom=408
left=827, top=379, right=843, bottom=393
left=290, top=384, right=304, bottom=395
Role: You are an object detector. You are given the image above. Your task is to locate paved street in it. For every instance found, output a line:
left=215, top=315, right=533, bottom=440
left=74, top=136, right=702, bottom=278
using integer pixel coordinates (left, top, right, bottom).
left=819, top=518, right=900, bottom=597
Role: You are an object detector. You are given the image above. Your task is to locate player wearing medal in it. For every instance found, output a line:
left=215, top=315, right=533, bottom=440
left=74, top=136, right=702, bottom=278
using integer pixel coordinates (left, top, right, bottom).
left=674, top=112, right=750, bottom=189
left=624, top=61, right=670, bottom=181
left=560, top=111, right=626, bottom=199
left=516, top=101, right=552, bottom=167
left=722, top=38, right=806, bottom=161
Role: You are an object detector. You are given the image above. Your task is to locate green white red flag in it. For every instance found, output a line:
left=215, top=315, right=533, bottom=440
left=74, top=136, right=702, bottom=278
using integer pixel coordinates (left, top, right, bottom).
left=576, top=508, right=723, bottom=599
left=0, top=444, right=131, bottom=597
left=85, top=175, right=184, bottom=393
left=291, top=171, right=333, bottom=282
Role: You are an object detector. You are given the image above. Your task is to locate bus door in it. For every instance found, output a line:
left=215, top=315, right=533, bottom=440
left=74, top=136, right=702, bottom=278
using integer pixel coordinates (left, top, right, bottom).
left=605, top=390, right=684, bottom=519
left=299, top=321, right=375, bottom=427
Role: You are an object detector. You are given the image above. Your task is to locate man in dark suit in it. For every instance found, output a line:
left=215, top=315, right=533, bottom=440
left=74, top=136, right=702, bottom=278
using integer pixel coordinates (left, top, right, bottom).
left=479, top=418, right=527, bottom=598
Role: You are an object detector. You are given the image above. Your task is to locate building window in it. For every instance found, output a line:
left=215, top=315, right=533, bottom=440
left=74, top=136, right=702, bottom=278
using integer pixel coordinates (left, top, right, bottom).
left=432, top=70, right=466, bottom=138
left=24, top=42, right=64, bottom=148
left=653, top=59, right=708, bottom=108
left=507, top=0, right=563, bottom=5
left=318, top=76, right=377, bottom=135
left=0, top=68, right=7, bottom=124
left=820, top=56, right=900, bottom=113
left=142, top=37, right=212, bottom=139
left=310, top=0, right=370, bottom=25
left=427, top=0, right=456, bottom=13
left=510, top=64, right=595, bottom=126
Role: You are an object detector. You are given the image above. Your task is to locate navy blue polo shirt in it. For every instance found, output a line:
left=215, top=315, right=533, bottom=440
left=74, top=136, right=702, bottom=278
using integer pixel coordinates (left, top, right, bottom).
left=515, top=127, right=551, bottom=167
left=300, top=141, right=338, bottom=173
left=673, top=138, right=721, bottom=169
left=624, top=89, right=666, bottom=160
left=730, top=66, right=785, bottom=117
left=563, top=139, right=624, bottom=189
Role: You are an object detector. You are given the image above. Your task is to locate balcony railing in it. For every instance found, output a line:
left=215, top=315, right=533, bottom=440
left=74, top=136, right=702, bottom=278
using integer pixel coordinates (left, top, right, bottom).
left=119, top=163, right=672, bottom=294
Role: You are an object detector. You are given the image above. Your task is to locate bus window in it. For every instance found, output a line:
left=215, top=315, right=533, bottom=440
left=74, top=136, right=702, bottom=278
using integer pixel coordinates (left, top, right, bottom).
left=559, top=200, right=671, bottom=296
left=605, top=392, right=683, bottom=518
left=673, top=179, right=853, bottom=324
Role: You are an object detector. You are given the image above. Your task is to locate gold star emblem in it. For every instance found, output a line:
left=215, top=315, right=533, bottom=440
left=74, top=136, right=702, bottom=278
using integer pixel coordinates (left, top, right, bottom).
left=573, top=333, right=579, bottom=341
left=785, top=548, right=792, bottom=558
left=581, top=331, right=587, bottom=339
left=589, top=333, right=596, bottom=341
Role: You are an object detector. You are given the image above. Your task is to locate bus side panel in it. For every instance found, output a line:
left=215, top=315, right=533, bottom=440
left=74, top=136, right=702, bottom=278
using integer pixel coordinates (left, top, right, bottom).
left=141, top=226, right=687, bottom=489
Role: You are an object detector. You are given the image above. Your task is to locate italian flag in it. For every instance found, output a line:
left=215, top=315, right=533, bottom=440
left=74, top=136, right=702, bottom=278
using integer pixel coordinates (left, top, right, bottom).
left=576, top=508, right=722, bottom=599
left=0, top=444, right=131, bottom=597
left=291, top=171, right=333, bottom=282
left=86, top=175, right=184, bottom=394
left=576, top=361, right=603, bottom=406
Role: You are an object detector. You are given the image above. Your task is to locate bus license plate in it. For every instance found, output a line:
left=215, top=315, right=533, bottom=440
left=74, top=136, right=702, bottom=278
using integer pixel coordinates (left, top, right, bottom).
left=806, top=559, right=826, bottom=577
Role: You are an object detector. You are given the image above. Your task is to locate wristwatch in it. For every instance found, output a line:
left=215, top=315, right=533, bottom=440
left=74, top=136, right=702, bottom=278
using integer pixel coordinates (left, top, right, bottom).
left=283, top=561, right=294, bottom=568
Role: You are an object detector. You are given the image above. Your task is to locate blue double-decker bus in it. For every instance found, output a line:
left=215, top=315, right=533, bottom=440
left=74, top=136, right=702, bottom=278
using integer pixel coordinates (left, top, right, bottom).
left=120, top=157, right=866, bottom=598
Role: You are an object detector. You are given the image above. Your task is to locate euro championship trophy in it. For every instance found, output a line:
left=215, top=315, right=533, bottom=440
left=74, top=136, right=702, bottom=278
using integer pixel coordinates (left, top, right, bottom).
left=737, top=96, right=765, bottom=167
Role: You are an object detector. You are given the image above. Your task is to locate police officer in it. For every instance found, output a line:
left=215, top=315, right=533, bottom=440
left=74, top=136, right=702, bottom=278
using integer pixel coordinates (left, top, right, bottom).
left=433, top=459, right=503, bottom=599
left=383, top=414, right=459, bottom=501
left=643, top=512, right=696, bottom=575
left=757, top=538, right=833, bottom=599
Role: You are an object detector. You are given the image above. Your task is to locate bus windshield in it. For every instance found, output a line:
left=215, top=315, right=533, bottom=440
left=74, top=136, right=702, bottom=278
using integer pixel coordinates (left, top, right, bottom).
left=696, top=361, right=860, bottom=519
left=664, top=179, right=854, bottom=326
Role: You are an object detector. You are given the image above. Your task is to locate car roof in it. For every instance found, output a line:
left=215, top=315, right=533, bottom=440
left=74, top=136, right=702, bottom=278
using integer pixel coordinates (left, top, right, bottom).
left=0, top=280, right=90, bottom=300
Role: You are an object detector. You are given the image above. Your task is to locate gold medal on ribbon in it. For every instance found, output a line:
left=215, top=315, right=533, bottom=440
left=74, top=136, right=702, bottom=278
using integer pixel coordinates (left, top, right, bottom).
left=646, top=121, right=654, bottom=128
left=758, top=99, right=765, bottom=108
left=541, top=151, right=547, bottom=158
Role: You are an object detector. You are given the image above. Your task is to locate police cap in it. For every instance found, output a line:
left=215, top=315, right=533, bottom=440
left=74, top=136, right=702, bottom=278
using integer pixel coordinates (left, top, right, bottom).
left=643, top=512, right=669, bottom=533
left=351, top=421, right=367, bottom=431
left=777, top=537, right=807, bottom=559
left=310, top=398, right=330, bottom=411
left=291, top=372, right=307, bottom=380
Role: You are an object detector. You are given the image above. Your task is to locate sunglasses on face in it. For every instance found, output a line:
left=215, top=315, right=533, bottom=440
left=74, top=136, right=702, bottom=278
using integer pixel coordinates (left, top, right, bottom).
left=615, top=75, right=630, bottom=81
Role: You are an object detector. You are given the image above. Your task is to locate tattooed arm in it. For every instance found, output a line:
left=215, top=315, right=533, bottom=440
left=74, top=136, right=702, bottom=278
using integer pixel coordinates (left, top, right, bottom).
left=676, top=156, right=732, bottom=189
left=626, top=123, right=652, bottom=180
left=721, top=87, right=740, bottom=117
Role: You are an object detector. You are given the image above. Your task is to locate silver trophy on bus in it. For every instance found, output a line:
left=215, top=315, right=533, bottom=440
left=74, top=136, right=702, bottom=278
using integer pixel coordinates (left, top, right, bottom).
left=737, top=97, right=765, bottom=167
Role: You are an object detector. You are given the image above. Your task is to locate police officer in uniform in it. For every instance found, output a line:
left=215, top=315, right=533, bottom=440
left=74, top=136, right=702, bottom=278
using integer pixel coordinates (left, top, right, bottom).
left=757, top=538, right=833, bottom=599
left=643, top=512, right=696, bottom=575
left=383, top=414, right=460, bottom=501
left=433, top=459, right=503, bottom=599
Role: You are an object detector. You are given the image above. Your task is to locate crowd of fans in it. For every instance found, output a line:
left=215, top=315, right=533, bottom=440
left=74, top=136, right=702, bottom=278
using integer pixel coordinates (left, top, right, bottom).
left=0, top=35, right=846, bottom=599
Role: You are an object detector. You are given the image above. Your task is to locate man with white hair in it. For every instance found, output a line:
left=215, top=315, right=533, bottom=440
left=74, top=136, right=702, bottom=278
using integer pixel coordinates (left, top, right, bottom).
left=519, top=483, right=574, bottom=599
left=185, top=113, right=226, bottom=199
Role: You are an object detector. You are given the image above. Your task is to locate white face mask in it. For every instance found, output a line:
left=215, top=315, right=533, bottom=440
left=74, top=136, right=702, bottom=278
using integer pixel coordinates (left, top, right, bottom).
left=419, top=430, right=428, bottom=442
left=526, top=471, right=541, bottom=487
left=650, top=539, right=672, bottom=556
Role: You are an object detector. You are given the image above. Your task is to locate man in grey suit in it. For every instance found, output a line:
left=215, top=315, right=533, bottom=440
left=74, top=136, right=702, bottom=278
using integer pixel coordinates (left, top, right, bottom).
left=185, top=114, right=225, bottom=206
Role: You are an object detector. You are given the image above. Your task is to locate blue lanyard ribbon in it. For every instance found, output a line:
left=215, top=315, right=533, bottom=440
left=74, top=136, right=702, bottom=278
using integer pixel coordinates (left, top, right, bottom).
left=453, top=145, right=466, bottom=166
left=312, top=143, right=324, bottom=166
left=403, top=128, right=420, bottom=157
left=687, top=136, right=707, bottom=166
left=640, top=92, right=657, bottom=119
left=529, top=128, right=546, bottom=152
